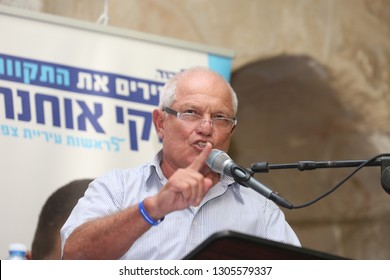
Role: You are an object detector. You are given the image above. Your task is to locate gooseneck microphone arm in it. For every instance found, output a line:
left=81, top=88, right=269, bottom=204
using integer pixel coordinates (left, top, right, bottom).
left=206, top=149, right=294, bottom=209
left=228, top=164, right=294, bottom=209
left=250, top=154, right=390, bottom=209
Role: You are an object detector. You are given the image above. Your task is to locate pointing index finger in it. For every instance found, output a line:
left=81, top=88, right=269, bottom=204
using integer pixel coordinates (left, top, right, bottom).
left=188, top=142, right=212, bottom=171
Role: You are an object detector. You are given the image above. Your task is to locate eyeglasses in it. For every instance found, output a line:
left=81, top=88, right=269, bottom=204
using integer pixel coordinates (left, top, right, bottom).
left=163, top=107, right=237, bottom=133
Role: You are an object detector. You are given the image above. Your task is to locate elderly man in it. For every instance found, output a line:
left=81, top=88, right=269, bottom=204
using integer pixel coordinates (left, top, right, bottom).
left=61, top=66, right=300, bottom=259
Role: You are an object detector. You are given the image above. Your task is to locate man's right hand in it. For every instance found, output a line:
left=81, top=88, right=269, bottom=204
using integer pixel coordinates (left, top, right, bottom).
left=144, top=142, right=214, bottom=220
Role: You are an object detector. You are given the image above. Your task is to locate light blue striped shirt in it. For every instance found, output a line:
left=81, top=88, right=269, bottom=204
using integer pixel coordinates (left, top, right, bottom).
left=61, top=150, right=300, bottom=259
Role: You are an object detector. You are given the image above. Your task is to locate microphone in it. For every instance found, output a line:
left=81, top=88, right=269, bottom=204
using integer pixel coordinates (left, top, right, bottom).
left=381, top=157, right=390, bottom=194
left=206, top=149, right=293, bottom=209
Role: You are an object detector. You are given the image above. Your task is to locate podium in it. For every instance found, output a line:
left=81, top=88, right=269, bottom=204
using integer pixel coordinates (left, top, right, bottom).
left=184, top=230, right=345, bottom=260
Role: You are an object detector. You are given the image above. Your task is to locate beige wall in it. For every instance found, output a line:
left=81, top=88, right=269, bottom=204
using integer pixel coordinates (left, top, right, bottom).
left=37, top=0, right=390, bottom=140
left=2, top=0, right=390, bottom=259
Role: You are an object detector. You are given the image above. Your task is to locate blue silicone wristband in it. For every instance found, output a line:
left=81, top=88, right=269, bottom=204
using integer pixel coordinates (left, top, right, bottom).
left=138, top=200, right=164, bottom=226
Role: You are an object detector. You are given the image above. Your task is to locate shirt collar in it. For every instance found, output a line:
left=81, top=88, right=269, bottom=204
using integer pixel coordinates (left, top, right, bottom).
left=151, top=149, right=166, bottom=181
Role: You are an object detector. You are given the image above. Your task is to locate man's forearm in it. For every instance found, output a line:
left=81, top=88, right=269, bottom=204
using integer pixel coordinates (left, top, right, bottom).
left=62, top=204, right=152, bottom=259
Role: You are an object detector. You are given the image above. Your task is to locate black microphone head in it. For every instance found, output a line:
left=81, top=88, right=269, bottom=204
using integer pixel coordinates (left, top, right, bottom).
left=206, top=149, right=232, bottom=175
left=381, top=166, right=390, bottom=195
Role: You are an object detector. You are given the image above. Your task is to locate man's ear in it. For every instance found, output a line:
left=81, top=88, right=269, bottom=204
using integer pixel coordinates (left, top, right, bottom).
left=152, top=108, right=165, bottom=139
left=230, top=124, right=236, bottom=134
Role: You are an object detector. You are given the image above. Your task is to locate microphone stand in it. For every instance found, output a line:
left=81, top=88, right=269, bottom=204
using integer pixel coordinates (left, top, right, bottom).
left=251, top=158, right=383, bottom=172
left=249, top=154, right=390, bottom=208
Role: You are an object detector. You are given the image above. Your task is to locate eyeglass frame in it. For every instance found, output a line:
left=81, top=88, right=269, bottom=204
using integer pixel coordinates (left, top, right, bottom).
left=163, top=106, right=237, bottom=132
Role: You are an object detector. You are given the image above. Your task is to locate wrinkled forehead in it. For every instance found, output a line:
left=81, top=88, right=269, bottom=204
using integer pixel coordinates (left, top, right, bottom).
left=175, top=70, right=233, bottom=103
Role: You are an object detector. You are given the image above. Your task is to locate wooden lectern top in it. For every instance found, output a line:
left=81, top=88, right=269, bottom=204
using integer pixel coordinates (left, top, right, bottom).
left=184, top=230, right=346, bottom=260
